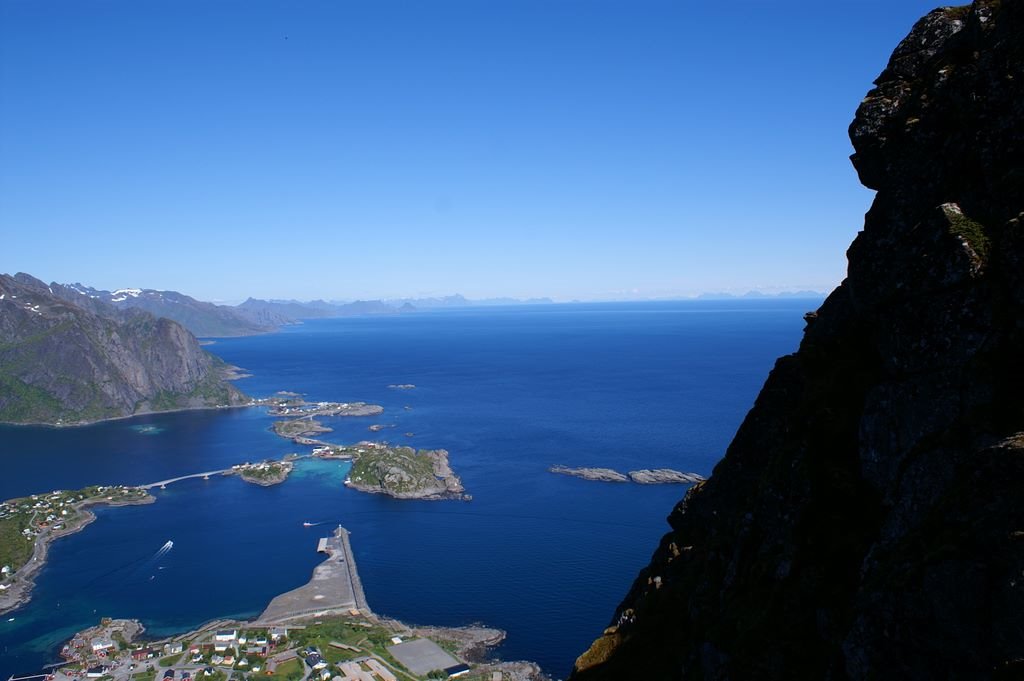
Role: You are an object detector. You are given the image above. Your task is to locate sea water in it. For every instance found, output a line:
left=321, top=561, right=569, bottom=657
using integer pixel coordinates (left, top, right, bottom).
left=0, top=300, right=816, bottom=677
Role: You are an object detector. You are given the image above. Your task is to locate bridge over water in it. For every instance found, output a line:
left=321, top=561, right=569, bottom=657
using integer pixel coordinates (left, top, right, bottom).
left=139, top=469, right=231, bottom=489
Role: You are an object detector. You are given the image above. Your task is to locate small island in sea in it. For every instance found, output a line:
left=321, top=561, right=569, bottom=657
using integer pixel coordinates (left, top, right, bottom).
left=314, top=443, right=469, bottom=501
left=549, top=466, right=629, bottom=482
left=266, top=397, right=385, bottom=419
left=266, top=396, right=385, bottom=444
left=228, top=458, right=296, bottom=486
left=272, top=417, right=334, bottom=442
left=550, top=465, right=704, bottom=485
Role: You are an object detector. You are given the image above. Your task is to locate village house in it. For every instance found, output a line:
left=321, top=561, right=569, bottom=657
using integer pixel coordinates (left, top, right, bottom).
left=91, top=639, right=115, bottom=654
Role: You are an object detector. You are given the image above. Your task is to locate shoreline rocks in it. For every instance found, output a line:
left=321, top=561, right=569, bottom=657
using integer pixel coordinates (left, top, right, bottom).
left=628, top=469, right=705, bottom=484
left=550, top=465, right=704, bottom=485
left=550, top=466, right=629, bottom=482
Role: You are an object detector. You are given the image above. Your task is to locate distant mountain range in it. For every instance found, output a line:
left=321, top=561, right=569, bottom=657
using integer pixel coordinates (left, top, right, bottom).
left=13, top=278, right=816, bottom=345
left=694, top=290, right=826, bottom=300
left=57, top=283, right=273, bottom=337
left=382, top=294, right=555, bottom=308
left=52, top=286, right=423, bottom=338
left=0, top=273, right=247, bottom=425
left=46, top=285, right=557, bottom=339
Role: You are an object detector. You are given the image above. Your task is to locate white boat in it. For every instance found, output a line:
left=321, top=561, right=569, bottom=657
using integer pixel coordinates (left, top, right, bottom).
left=303, top=522, right=314, bottom=527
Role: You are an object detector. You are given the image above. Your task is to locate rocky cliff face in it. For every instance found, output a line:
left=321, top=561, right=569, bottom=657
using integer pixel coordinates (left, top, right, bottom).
left=571, top=2, right=1024, bottom=679
left=0, top=273, right=247, bottom=424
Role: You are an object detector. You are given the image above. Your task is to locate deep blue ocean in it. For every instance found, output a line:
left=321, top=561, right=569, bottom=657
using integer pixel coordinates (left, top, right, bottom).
left=0, top=300, right=817, bottom=678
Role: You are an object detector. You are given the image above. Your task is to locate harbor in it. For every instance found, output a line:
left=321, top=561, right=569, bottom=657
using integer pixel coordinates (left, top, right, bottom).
left=19, top=528, right=540, bottom=681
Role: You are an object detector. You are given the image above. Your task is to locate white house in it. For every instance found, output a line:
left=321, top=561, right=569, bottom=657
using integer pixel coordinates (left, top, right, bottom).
left=91, top=639, right=115, bottom=653
left=214, top=629, right=238, bottom=643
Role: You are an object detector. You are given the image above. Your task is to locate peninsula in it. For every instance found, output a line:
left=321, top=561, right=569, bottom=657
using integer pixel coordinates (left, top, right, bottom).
left=0, top=485, right=155, bottom=616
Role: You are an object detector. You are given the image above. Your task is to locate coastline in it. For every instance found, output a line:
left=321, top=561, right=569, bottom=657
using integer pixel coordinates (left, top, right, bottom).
left=0, top=493, right=156, bottom=616
left=0, top=401, right=260, bottom=430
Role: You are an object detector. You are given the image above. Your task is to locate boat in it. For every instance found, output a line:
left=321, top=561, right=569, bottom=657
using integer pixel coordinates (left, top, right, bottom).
left=303, top=522, right=314, bottom=527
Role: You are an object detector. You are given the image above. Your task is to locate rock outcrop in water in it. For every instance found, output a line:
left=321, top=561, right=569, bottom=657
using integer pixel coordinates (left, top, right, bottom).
left=572, top=2, right=1024, bottom=679
left=0, top=272, right=247, bottom=424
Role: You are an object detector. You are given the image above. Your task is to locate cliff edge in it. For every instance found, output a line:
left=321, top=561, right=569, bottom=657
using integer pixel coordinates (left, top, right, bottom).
left=0, top=272, right=247, bottom=424
left=572, top=2, right=1024, bottom=679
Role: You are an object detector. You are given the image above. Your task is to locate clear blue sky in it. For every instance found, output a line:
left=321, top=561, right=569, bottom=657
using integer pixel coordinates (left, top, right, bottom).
left=1, top=0, right=941, bottom=302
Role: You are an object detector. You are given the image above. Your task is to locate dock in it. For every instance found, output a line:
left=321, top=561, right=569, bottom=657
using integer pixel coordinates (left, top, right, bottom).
left=255, top=525, right=369, bottom=623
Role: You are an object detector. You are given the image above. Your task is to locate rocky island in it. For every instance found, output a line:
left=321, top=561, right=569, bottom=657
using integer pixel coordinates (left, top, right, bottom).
left=267, top=398, right=386, bottom=444
left=627, top=469, right=704, bottom=484
left=550, top=466, right=629, bottom=482
left=266, top=397, right=384, bottom=418
left=550, top=466, right=704, bottom=485
left=344, top=443, right=468, bottom=500
left=272, top=417, right=334, bottom=442
left=228, top=459, right=295, bottom=486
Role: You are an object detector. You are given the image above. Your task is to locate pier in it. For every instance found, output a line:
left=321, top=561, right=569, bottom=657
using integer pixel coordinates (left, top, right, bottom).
left=255, top=525, right=369, bottom=623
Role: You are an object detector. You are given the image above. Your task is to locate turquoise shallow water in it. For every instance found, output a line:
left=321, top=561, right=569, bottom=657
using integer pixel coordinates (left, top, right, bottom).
left=0, top=300, right=816, bottom=677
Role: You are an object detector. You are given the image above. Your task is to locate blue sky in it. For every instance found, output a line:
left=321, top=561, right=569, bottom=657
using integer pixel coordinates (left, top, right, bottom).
left=1, top=0, right=941, bottom=302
